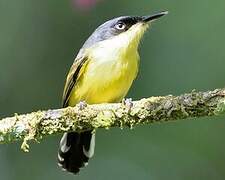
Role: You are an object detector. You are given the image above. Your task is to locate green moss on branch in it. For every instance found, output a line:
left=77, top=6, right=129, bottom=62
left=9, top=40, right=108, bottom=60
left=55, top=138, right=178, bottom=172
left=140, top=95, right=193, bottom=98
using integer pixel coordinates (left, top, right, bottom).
left=0, top=88, right=225, bottom=152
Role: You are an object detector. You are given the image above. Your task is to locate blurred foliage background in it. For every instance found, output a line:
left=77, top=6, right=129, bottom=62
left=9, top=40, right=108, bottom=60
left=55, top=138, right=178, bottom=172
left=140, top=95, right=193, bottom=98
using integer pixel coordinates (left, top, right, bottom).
left=0, top=0, right=225, bottom=180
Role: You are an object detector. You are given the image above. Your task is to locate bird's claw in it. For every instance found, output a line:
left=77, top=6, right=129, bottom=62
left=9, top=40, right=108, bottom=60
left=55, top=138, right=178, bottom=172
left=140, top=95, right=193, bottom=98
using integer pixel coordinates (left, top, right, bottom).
left=122, top=98, right=133, bottom=112
left=77, top=101, right=87, bottom=110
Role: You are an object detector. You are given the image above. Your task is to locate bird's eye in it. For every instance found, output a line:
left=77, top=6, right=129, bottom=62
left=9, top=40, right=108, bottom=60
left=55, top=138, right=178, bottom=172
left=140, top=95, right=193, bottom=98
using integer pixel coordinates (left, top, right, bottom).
left=115, top=22, right=126, bottom=30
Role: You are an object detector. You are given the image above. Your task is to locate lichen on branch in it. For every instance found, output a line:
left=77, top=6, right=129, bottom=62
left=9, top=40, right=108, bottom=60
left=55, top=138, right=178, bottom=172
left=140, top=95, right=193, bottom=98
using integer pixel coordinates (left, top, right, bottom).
left=0, top=88, right=225, bottom=152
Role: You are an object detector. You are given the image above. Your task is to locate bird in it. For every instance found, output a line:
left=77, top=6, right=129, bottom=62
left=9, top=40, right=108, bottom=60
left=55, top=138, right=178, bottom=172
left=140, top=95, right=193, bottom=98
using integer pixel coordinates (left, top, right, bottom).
left=57, top=11, right=168, bottom=174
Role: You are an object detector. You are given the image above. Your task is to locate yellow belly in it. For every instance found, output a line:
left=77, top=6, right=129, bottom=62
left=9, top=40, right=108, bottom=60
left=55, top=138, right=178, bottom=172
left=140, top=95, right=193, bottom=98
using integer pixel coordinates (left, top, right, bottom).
left=68, top=52, right=139, bottom=106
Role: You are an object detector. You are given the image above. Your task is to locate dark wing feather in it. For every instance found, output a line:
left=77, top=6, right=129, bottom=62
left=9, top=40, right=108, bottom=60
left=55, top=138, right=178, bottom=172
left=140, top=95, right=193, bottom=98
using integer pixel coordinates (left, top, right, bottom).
left=62, top=53, right=88, bottom=107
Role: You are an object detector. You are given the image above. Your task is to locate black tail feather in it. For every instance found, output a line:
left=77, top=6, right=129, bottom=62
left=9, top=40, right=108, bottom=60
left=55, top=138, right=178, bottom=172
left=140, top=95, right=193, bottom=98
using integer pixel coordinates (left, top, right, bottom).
left=58, top=131, right=94, bottom=174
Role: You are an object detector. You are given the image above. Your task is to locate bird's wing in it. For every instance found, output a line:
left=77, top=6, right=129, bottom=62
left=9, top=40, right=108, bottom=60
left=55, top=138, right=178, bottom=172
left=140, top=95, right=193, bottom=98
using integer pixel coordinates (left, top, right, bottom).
left=62, top=52, right=89, bottom=107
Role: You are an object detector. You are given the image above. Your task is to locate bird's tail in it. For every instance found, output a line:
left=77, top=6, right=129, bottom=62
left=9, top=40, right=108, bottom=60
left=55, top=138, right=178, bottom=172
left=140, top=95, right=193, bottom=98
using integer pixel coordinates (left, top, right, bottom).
left=57, top=131, right=95, bottom=174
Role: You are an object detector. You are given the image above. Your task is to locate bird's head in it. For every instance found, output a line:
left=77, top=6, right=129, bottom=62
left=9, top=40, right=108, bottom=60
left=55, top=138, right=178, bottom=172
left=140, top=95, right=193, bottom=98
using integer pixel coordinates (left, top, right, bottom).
left=82, top=11, right=168, bottom=51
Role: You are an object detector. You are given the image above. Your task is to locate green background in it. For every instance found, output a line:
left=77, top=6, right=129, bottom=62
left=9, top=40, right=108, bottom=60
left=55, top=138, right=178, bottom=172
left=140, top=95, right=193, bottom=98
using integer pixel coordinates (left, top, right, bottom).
left=1, top=0, right=225, bottom=179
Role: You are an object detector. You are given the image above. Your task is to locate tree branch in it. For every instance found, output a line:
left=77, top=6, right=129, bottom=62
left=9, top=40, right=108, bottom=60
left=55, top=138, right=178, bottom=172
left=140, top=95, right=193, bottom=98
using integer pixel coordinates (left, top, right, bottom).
left=0, top=88, right=225, bottom=152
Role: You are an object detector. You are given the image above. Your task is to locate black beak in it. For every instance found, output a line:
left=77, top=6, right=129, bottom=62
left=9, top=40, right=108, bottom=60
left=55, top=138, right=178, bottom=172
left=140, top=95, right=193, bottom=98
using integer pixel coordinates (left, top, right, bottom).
left=142, top=11, right=168, bottom=22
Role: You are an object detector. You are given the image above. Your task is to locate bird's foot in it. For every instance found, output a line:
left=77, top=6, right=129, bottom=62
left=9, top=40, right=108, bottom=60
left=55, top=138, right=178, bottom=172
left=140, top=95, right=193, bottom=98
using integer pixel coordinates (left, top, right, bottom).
left=122, top=98, right=133, bottom=113
left=77, top=101, right=87, bottom=110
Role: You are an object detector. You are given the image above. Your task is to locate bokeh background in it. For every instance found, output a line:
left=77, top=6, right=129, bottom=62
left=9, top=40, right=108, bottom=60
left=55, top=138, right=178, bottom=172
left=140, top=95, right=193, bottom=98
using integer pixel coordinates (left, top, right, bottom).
left=0, top=0, right=225, bottom=180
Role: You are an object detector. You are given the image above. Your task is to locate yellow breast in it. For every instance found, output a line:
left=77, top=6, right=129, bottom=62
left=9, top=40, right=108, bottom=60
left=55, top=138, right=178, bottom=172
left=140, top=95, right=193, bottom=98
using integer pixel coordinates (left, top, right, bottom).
left=69, top=50, right=139, bottom=105
left=68, top=23, right=146, bottom=105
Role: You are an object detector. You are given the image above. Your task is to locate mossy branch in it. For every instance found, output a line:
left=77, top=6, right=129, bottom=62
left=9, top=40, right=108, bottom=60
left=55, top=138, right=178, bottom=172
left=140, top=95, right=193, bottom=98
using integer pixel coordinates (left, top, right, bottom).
left=0, top=88, right=225, bottom=152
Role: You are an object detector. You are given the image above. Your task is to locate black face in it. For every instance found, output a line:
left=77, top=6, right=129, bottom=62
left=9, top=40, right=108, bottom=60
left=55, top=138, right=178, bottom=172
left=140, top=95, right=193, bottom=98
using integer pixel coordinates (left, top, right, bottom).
left=82, top=16, right=142, bottom=49
left=110, top=16, right=142, bottom=34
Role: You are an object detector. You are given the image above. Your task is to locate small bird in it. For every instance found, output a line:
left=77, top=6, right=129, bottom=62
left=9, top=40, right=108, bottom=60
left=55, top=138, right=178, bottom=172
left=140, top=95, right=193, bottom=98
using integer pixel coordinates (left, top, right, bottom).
left=58, top=11, right=168, bottom=174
